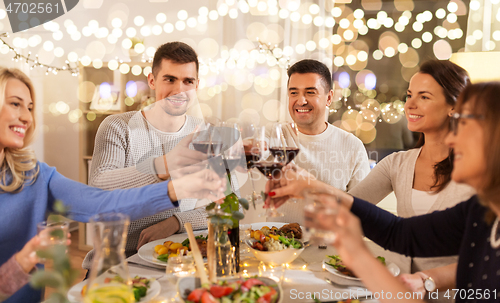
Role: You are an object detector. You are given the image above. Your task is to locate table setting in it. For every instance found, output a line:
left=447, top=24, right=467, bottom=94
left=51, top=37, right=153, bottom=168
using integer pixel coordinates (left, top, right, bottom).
left=69, top=223, right=409, bottom=303
left=69, top=123, right=411, bottom=303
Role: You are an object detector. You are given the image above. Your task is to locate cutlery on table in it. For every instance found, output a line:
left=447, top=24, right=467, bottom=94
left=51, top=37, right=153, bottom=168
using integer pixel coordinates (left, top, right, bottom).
left=126, top=261, right=165, bottom=272
left=324, top=277, right=366, bottom=291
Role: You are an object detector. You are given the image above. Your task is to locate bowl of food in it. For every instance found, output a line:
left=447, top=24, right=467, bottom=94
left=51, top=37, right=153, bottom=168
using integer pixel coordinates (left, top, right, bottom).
left=245, top=223, right=305, bottom=265
left=178, top=276, right=282, bottom=303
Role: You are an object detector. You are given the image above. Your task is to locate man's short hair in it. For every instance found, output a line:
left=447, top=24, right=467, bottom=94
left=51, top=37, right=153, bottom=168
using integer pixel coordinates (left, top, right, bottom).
left=152, top=42, right=199, bottom=77
left=287, top=59, right=332, bottom=92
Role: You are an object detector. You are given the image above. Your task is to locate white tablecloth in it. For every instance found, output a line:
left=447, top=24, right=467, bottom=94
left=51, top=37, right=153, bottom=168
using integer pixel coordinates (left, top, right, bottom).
left=125, top=236, right=411, bottom=303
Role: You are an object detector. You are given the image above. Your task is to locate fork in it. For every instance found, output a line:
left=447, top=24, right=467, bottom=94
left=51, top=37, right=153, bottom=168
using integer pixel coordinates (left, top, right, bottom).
left=324, top=277, right=366, bottom=290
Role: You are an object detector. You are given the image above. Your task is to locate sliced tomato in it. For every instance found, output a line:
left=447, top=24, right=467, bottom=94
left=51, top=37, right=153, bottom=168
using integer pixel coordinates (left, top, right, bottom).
left=257, top=287, right=277, bottom=303
left=104, top=277, right=112, bottom=283
left=260, top=233, right=266, bottom=243
left=209, top=285, right=234, bottom=298
left=242, top=278, right=265, bottom=290
left=201, top=291, right=219, bottom=303
left=187, top=288, right=206, bottom=303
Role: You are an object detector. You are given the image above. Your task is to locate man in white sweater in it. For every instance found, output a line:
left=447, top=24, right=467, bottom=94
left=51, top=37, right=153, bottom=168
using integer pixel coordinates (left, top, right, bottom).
left=272, top=59, right=370, bottom=224
left=83, top=42, right=211, bottom=269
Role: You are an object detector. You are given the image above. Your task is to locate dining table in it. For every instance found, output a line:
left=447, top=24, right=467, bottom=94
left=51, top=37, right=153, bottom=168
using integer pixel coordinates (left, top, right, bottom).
left=123, top=231, right=412, bottom=303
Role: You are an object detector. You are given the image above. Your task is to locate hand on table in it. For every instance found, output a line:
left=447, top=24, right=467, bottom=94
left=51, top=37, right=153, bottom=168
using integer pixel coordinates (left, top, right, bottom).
left=137, top=217, right=180, bottom=250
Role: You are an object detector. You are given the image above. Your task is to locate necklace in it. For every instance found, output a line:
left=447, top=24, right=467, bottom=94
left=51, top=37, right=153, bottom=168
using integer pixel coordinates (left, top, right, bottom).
left=491, top=217, right=500, bottom=249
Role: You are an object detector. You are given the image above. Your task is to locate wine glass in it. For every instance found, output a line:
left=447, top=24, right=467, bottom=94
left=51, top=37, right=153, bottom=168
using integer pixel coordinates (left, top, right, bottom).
left=269, top=122, right=300, bottom=167
left=303, top=190, right=340, bottom=245
left=192, top=118, right=226, bottom=212
left=240, top=123, right=264, bottom=206
left=255, top=123, right=285, bottom=218
left=276, top=122, right=301, bottom=203
left=165, top=255, right=196, bottom=302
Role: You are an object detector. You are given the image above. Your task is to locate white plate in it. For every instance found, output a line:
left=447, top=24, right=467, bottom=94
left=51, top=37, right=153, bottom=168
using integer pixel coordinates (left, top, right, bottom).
left=323, top=258, right=400, bottom=281
left=67, top=274, right=160, bottom=303
left=250, top=222, right=309, bottom=242
left=138, top=230, right=207, bottom=267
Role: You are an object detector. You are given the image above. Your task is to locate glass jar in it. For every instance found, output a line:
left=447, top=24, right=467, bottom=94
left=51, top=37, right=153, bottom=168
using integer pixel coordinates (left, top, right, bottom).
left=84, top=213, right=134, bottom=303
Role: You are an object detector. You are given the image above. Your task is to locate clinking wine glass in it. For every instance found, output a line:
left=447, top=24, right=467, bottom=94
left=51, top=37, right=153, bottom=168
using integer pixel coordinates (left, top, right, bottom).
left=255, top=123, right=286, bottom=218
left=303, top=191, right=340, bottom=245
left=192, top=118, right=226, bottom=214
left=241, top=124, right=264, bottom=206
left=277, top=122, right=301, bottom=203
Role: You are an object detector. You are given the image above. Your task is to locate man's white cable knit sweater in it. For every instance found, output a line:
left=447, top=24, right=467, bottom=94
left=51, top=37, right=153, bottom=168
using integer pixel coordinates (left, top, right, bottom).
left=82, top=111, right=206, bottom=269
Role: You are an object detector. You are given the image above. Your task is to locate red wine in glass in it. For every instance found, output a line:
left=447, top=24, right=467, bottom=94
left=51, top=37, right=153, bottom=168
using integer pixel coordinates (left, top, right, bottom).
left=207, top=157, right=226, bottom=177
left=244, top=152, right=260, bottom=169
left=254, top=162, right=285, bottom=179
left=192, top=141, right=223, bottom=156
left=269, top=147, right=300, bottom=164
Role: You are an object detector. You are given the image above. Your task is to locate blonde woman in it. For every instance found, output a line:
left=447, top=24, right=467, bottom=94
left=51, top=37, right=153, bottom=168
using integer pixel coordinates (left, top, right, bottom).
left=0, top=68, right=224, bottom=302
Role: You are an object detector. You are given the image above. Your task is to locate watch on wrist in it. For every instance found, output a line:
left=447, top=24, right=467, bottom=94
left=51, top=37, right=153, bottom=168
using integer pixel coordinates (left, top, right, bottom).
left=423, top=275, right=436, bottom=292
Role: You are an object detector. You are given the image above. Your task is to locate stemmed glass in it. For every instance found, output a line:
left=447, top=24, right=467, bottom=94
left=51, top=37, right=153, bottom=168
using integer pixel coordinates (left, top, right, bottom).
left=254, top=123, right=286, bottom=217
left=240, top=123, right=264, bottom=206
left=269, top=122, right=300, bottom=167
left=192, top=118, right=226, bottom=213
left=273, top=122, right=301, bottom=203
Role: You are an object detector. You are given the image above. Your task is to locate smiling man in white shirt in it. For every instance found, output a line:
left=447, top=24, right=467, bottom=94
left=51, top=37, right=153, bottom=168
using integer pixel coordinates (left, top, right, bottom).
left=273, top=59, right=370, bottom=224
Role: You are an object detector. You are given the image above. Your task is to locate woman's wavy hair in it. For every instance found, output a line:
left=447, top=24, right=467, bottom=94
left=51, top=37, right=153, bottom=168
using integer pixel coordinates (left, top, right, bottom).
left=413, top=60, right=470, bottom=192
left=454, top=82, right=500, bottom=222
left=0, top=68, right=38, bottom=193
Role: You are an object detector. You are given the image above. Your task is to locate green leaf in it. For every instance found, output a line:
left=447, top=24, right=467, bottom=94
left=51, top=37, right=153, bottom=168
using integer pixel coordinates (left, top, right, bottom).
left=52, top=200, right=69, bottom=215
left=231, top=211, right=244, bottom=221
left=30, top=271, right=65, bottom=289
left=261, top=191, right=268, bottom=201
left=239, top=198, right=249, bottom=210
left=223, top=218, right=234, bottom=226
left=206, top=203, right=216, bottom=211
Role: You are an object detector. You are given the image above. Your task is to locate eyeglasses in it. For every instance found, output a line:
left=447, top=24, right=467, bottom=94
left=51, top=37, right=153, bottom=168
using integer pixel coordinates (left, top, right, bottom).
left=450, top=112, right=484, bottom=135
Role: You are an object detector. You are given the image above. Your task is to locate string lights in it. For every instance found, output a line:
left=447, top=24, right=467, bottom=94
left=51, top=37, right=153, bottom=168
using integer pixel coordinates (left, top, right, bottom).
left=0, top=32, right=79, bottom=76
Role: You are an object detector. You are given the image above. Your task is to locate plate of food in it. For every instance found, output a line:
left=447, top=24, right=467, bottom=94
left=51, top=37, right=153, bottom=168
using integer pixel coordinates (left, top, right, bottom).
left=138, top=231, right=207, bottom=266
left=323, top=255, right=400, bottom=281
left=178, top=276, right=282, bottom=303
left=245, top=222, right=306, bottom=265
left=250, top=222, right=307, bottom=242
left=67, top=274, right=160, bottom=303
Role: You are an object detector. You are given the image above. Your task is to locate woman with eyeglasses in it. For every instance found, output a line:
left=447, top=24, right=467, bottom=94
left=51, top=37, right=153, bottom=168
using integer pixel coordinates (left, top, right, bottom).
left=266, top=82, right=500, bottom=303
left=346, top=60, right=476, bottom=302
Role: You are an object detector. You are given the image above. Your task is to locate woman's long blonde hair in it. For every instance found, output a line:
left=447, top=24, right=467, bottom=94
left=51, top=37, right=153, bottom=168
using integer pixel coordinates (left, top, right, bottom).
left=0, top=68, right=38, bottom=193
